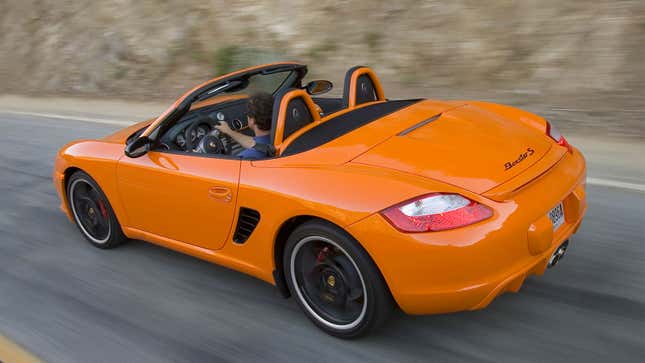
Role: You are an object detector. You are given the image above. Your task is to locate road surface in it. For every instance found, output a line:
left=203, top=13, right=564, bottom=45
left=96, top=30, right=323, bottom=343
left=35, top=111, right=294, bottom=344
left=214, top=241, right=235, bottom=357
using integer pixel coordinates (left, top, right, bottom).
left=0, top=113, right=643, bottom=362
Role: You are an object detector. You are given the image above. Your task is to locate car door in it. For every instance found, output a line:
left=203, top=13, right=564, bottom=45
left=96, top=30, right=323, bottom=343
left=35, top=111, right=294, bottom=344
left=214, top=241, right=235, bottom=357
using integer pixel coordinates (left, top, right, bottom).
left=116, top=150, right=240, bottom=250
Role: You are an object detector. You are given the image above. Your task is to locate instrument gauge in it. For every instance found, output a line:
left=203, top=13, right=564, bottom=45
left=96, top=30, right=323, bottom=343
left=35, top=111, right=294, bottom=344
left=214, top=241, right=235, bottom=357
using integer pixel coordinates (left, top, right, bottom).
left=176, top=134, right=186, bottom=147
left=196, top=125, right=209, bottom=138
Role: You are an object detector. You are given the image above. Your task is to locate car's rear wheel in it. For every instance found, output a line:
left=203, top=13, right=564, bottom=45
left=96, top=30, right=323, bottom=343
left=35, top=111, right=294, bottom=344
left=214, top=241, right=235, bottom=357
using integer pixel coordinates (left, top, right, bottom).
left=67, top=170, right=127, bottom=249
left=284, top=220, right=393, bottom=338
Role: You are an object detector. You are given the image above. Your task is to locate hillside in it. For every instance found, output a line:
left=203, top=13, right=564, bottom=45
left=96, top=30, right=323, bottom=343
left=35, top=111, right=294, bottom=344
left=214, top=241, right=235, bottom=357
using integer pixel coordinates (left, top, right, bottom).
left=1, top=0, right=643, bottom=136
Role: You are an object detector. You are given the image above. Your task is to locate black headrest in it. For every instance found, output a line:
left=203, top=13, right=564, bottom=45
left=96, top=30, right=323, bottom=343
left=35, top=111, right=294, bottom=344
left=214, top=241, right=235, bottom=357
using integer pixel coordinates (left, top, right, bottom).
left=342, top=65, right=381, bottom=108
left=271, top=88, right=317, bottom=145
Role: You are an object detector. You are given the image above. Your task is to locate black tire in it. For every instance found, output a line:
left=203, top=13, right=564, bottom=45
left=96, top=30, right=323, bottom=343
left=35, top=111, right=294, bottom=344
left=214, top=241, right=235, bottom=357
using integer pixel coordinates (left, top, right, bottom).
left=66, top=170, right=127, bottom=249
left=283, top=220, right=394, bottom=338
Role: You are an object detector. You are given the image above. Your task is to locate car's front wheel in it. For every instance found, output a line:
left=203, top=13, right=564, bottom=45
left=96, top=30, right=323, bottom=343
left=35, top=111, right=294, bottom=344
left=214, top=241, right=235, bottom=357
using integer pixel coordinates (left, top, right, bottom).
left=67, top=170, right=127, bottom=249
left=284, top=220, right=394, bottom=338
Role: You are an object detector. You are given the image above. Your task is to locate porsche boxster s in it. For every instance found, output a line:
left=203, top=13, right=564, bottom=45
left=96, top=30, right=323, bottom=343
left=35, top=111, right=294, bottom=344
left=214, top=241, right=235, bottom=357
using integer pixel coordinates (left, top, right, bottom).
left=53, top=62, right=587, bottom=338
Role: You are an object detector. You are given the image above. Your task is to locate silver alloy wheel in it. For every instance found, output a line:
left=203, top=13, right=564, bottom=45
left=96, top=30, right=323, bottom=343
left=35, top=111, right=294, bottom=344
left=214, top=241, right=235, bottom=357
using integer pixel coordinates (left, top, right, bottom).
left=290, top=235, right=368, bottom=330
left=69, top=179, right=111, bottom=244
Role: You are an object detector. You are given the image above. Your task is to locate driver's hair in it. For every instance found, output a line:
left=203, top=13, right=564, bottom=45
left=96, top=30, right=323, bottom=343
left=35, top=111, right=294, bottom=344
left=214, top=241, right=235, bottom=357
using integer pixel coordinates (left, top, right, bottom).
left=247, top=92, right=274, bottom=131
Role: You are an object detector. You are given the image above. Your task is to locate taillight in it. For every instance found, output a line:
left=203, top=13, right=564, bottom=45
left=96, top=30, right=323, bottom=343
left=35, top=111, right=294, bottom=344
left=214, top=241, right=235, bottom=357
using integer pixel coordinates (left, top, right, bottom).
left=546, top=121, right=572, bottom=153
left=380, top=193, right=493, bottom=232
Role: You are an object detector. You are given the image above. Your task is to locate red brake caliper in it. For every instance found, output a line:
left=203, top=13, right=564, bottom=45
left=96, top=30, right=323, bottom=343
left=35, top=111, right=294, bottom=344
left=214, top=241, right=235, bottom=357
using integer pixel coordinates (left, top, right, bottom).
left=316, top=246, right=331, bottom=262
left=97, top=200, right=108, bottom=219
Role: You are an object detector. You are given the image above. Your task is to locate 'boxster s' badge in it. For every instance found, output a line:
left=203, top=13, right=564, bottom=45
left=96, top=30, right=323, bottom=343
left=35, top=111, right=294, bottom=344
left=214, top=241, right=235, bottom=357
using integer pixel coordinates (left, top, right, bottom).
left=505, top=148, right=535, bottom=170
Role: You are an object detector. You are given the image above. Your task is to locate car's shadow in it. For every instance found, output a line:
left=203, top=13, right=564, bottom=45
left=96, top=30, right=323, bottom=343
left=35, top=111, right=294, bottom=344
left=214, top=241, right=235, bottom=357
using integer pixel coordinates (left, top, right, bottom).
left=112, top=233, right=619, bottom=339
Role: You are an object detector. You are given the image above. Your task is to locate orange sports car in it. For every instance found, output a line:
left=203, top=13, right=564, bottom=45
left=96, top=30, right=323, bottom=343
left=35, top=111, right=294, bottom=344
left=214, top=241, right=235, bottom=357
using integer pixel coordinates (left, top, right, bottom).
left=53, top=62, right=587, bottom=338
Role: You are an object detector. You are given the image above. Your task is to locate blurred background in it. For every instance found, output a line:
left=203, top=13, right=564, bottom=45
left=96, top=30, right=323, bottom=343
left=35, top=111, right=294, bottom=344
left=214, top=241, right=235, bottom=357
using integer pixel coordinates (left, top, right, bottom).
left=1, top=0, right=643, bottom=137
left=0, top=1, right=643, bottom=363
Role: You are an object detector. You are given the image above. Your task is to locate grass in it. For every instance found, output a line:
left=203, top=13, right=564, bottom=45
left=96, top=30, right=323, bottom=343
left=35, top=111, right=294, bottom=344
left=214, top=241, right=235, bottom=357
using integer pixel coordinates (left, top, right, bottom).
left=213, top=45, right=241, bottom=75
left=365, top=31, right=383, bottom=53
left=211, top=46, right=286, bottom=76
left=306, top=40, right=338, bottom=61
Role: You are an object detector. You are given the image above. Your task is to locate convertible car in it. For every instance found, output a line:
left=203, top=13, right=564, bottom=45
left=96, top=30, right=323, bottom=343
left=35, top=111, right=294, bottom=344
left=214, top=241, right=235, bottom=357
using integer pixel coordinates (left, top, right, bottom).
left=53, top=62, right=587, bottom=338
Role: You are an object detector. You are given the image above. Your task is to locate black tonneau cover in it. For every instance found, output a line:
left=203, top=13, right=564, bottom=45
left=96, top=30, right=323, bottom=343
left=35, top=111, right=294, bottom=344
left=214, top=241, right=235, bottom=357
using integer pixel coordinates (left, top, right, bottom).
left=281, top=99, right=420, bottom=156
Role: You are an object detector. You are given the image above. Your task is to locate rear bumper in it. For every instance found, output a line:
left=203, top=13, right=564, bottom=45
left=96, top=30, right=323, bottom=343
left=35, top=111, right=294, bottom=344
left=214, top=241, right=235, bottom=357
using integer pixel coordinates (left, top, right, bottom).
left=348, top=147, right=587, bottom=315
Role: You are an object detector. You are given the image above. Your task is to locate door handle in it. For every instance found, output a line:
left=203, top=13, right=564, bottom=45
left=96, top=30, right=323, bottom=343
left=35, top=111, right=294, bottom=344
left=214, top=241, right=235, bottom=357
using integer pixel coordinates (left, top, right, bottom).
left=208, top=186, right=232, bottom=202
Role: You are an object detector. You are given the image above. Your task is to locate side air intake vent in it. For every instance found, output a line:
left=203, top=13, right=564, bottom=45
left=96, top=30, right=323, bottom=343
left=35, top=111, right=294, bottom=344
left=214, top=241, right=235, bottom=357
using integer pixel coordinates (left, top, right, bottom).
left=233, top=208, right=261, bottom=244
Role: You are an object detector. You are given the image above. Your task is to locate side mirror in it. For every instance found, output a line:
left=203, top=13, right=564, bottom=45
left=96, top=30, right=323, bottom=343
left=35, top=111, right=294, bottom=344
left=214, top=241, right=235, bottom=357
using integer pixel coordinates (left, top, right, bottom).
left=305, top=80, right=333, bottom=95
left=124, top=136, right=151, bottom=158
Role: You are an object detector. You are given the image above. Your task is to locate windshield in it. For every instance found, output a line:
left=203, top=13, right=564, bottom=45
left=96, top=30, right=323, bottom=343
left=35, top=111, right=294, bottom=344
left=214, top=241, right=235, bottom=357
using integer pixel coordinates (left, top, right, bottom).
left=143, top=63, right=307, bottom=141
left=196, top=69, right=296, bottom=103
left=243, top=71, right=294, bottom=94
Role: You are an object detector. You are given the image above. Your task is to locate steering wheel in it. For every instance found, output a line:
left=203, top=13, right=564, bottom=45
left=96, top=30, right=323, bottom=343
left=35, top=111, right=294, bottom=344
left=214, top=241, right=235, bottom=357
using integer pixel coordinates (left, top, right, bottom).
left=184, top=122, right=198, bottom=152
left=196, top=133, right=226, bottom=154
left=184, top=120, right=228, bottom=154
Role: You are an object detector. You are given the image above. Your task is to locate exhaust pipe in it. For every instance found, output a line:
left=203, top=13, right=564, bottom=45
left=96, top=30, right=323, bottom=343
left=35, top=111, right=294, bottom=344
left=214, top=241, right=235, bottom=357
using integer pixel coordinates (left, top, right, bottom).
left=548, top=240, right=569, bottom=268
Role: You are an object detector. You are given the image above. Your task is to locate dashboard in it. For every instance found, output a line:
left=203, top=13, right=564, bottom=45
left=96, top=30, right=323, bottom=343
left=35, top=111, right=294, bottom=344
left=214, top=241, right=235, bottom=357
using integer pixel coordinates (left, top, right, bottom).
left=158, top=100, right=251, bottom=155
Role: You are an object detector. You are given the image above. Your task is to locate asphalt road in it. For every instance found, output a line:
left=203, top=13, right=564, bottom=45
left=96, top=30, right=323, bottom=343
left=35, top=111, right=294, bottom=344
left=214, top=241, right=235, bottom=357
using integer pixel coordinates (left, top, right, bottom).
left=0, top=113, right=643, bottom=363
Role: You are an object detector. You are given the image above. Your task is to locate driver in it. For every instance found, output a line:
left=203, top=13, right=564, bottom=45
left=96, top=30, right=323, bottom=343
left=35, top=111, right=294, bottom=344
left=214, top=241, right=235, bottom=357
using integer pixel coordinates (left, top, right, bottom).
left=214, top=92, right=273, bottom=159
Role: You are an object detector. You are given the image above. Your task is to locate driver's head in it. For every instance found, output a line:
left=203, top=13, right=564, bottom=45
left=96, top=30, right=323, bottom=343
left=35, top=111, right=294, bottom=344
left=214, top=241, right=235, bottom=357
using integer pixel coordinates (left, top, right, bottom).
left=247, top=92, right=274, bottom=132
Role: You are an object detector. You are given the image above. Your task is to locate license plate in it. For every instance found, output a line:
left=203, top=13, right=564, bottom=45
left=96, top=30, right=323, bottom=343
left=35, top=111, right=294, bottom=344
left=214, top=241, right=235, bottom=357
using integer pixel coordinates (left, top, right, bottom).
left=548, top=202, right=565, bottom=231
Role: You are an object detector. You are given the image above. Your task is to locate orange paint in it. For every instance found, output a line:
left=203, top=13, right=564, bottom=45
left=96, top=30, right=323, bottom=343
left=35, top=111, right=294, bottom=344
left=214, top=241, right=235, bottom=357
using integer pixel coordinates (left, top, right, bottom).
left=53, top=63, right=587, bottom=315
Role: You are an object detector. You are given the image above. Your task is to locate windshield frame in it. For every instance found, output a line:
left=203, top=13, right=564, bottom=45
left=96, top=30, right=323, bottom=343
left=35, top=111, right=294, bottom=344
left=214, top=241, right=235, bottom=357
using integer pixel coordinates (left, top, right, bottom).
left=142, top=63, right=307, bottom=143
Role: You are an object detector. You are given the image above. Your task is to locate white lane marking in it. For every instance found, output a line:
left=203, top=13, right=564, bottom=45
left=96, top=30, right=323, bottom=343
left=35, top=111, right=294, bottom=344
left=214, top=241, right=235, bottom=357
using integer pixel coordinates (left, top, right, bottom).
left=551, top=107, right=644, bottom=114
left=587, top=178, right=645, bottom=192
left=1, top=110, right=134, bottom=126
left=2, top=110, right=644, bottom=192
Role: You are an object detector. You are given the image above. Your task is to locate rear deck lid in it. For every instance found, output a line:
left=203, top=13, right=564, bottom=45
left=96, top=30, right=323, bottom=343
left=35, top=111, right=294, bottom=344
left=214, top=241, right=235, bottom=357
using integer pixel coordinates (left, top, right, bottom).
left=352, top=103, right=553, bottom=194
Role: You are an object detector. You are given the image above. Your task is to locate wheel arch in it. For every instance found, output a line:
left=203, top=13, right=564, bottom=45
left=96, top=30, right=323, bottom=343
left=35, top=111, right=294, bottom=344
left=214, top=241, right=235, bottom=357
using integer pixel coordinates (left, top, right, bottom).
left=272, top=214, right=394, bottom=304
left=273, top=215, right=318, bottom=298
left=63, top=166, right=82, bottom=188
left=61, top=164, right=128, bottom=234
left=60, top=166, right=83, bottom=209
